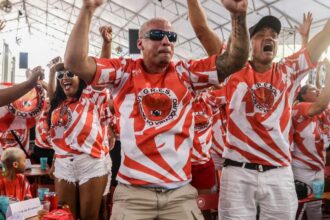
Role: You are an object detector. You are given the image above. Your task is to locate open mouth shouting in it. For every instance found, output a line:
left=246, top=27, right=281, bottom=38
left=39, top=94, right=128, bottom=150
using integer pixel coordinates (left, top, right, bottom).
left=60, top=78, right=79, bottom=98
left=263, top=42, right=274, bottom=55
left=63, top=81, right=72, bottom=91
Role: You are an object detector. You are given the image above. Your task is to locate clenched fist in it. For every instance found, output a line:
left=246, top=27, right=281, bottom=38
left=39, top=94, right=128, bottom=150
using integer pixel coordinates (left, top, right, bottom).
left=221, top=0, right=248, bottom=14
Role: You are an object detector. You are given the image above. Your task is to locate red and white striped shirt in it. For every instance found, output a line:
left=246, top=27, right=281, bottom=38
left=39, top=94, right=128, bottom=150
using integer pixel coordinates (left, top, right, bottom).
left=0, top=129, right=29, bottom=156
left=35, top=111, right=52, bottom=149
left=191, top=94, right=213, bottom=165
left=211, top=106, right=227, bottom=158
left=222, top=48, right=315, bottom=166
left=292, top=103, right=330, bottom=171
left=205, top=86, right=227, bottom=158
left=49, top=86, right=110, bottom=158
left=0, top=83, right=44, bottom=131
left=92, top=56, right=219, bottom=187
left=192, top=86, right=227, bottom=164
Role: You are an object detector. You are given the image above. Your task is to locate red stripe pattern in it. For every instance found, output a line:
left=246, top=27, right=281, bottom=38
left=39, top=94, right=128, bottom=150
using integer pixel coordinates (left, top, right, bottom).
left=0, top=129, right=29, bottom=155
left=49, top=86, right=110, bottom=158
left=35, top=111, right=52, bottom=149
left=0, top=83, right=45, bottom=131
left=191, top=94, right=213, bottom=165
left=292, top=103, right=330, bottom=171
left=92, top=56, right=218, bottom=186
left=222, top=48, right=316, bottom=166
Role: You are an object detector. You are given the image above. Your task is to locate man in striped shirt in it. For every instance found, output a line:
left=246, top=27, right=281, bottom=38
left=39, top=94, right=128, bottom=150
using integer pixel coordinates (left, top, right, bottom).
left=64, top=0, right=250, bottom=219
left=218, top=15, right=330, bottom=220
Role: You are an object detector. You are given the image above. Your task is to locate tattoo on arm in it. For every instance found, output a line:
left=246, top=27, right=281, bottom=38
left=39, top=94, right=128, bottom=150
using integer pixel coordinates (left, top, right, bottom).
left=216, top=13, right=249, bottom=82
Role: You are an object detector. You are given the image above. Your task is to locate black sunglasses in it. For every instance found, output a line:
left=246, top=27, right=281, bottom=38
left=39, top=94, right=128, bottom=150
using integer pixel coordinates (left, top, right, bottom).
left=143, top=29, right=177, bottom=43
left=56, top=71, right=75, bottom=80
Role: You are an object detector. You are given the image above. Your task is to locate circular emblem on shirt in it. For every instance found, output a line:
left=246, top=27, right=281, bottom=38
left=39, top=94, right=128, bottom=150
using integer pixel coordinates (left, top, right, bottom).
left=250, top=83, right=278, bottom=113
left=7, top=85, right=44, bottom=119
left=194, top=112, right=210, bottom=131
left=137, top=88, right=178, bottom=126
left=51, top=105, right=72, bottom=129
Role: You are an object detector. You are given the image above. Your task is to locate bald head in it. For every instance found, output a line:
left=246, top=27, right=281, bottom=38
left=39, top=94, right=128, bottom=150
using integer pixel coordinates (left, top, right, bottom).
left=139, top=18, right=172, bottom=38
left=137, top=17, right=175, bottom=74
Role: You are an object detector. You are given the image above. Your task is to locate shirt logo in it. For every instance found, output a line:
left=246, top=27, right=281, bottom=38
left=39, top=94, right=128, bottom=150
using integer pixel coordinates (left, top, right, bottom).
left=7, top=85, right=44, bottom=118
left=137, top=88, right=178, bottom=126
left=51, top=105, right=72, bottom=129
left=194, top=112, right=210, bottom=131
left=250, top=82, right=278, bottom=113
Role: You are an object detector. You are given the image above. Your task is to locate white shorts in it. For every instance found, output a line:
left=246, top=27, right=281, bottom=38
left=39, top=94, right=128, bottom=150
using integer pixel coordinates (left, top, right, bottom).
left=54, top=154, right=111, bottom=186
left=103, top=155, right=112, bottom=196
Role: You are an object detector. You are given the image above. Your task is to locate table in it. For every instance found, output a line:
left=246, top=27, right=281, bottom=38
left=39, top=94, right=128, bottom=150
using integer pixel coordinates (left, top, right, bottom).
left=25, top=164, right=53, bottom=197
left=25, top=164, right=49, bottom=177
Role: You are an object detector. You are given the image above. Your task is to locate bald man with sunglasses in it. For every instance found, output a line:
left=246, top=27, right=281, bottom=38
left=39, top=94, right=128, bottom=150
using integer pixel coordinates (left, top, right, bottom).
left=64, top=0, right=249, bottom=219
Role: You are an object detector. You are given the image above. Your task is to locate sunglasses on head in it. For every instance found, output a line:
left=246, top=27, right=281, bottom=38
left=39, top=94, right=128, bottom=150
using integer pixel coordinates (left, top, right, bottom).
left=56, top=71, right=75, bottom=80
left=143, top=29, right=177, bottom=43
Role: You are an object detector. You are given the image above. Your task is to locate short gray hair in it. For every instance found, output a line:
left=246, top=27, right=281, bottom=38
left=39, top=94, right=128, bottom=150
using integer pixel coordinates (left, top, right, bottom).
left=139, top=18, right=171, bottom=38
left=1, top=147, right=24, bottom=169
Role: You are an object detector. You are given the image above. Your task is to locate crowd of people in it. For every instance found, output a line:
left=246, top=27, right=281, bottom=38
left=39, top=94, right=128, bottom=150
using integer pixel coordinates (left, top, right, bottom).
left=0, top=0, right=329, bottom=220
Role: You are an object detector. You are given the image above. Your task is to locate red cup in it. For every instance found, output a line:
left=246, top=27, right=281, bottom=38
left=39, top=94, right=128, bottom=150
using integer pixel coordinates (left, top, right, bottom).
left=44, top=192, right=58, bottom=211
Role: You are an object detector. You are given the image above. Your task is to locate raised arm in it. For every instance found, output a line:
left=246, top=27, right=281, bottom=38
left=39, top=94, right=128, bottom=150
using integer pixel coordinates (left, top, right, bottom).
left=0, top=67, right=44, bottom=107
left=100, top=26, right=112, bottom=59
left=216, top=0, right=249, bottom=81
left=306, top=19, right=330, bottom=64
left=48, top=57, right=62, bottom=101
left=308, top=59, right=330, bottom=116
left=64, top=0, right=103, bottom=83
left=187, top=0, right=222, bottom=56
left=296, top=12, right=313, bottom=48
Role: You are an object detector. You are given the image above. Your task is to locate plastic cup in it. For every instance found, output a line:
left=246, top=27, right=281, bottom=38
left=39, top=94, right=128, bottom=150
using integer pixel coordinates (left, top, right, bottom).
left=312, top=179, right=324, bottom=199
left=40, top=157, right=48, bottom=171
left=37, top=188, right=49, bottom=201
left=41, top=200, right=50, bottom=211
left=0, top=196, right=9, bottom=215
left=44, top=192, right=58, bottom=211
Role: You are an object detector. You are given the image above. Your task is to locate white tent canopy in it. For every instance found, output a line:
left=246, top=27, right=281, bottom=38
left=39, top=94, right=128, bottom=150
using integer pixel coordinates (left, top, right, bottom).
left=0, top=0, right=329, bottom=66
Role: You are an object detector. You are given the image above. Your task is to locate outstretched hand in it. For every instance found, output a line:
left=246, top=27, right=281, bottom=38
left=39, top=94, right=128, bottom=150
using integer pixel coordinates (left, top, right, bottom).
left=83, top=0, right=103, bottom=10
left=25, top=68, right=32, bottom=79
left=221, top=0, right=248, bottom=14
left=29, top=66, right=45, bottom=86
left=296, top=12, right=313, bottom=38
left=48, top=56, right=62, bottom=72
left=99, top=26, right=112, bottom=43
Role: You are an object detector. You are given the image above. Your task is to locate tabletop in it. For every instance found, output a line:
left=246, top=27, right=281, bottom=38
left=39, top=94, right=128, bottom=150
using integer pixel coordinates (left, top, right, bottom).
left=25, top=164, right=49, bottom=177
